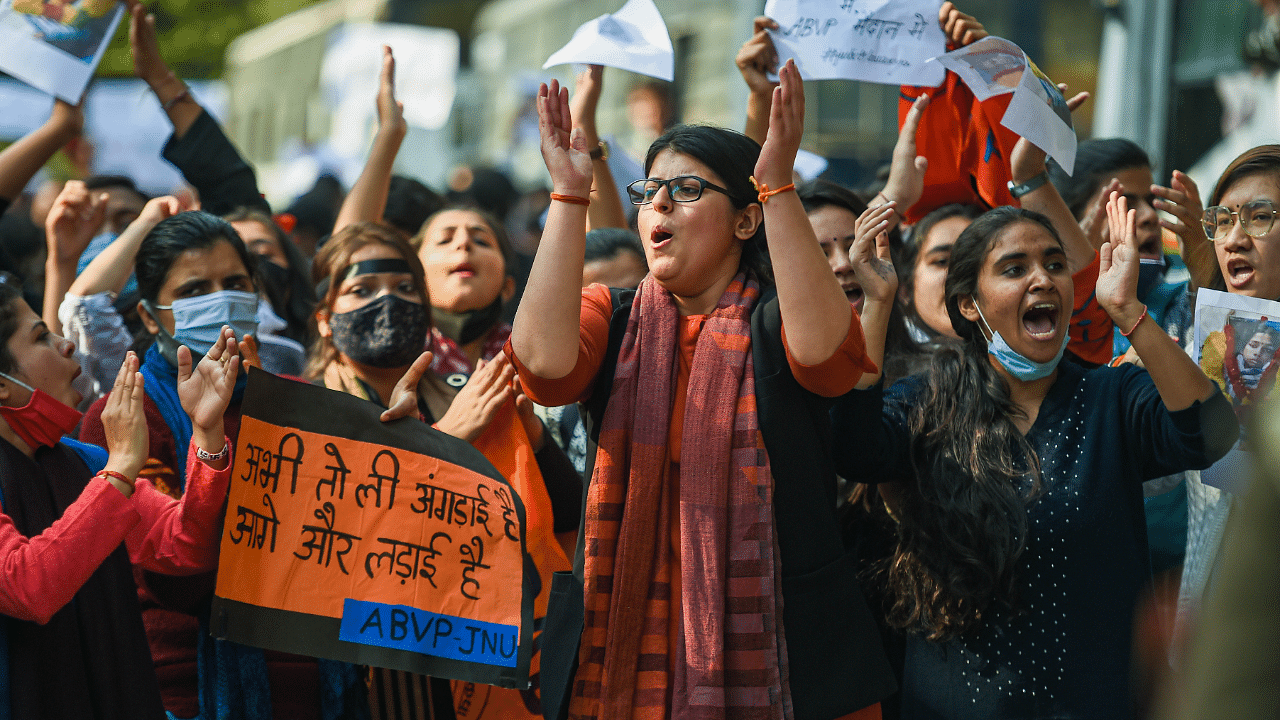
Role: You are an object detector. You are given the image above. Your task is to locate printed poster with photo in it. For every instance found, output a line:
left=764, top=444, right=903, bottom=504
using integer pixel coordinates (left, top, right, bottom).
left=1192, top=289, right=1280, bottom=493
left=0, top=0, right=124, bottom=102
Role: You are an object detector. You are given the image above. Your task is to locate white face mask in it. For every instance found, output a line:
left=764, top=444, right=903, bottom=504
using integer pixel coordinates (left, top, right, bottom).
left=145, top=290, right=259, bottom=365
left=973, top=303, right=1067, bottom=382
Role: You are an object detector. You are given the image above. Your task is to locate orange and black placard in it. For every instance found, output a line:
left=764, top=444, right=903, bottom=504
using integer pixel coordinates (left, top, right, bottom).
left=211, top=371, right=533, bottom=690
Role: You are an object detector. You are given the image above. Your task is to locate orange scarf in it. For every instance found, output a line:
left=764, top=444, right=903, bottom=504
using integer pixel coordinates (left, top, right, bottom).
left=570, top=274, right=791, bottom=720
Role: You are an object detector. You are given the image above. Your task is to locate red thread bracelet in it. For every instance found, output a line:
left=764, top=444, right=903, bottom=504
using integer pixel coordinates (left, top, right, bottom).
left=1120, top=305, right=1148, bottom=337
left=97, top=470, right=133, bottom=486
left=749, top=176, right=796, bottom=204
left=550, top=193, right=590, bottom=207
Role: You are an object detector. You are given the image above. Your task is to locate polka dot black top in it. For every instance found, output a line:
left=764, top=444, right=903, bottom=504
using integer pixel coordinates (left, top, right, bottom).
left=833, top=360, right=1235, bottom=719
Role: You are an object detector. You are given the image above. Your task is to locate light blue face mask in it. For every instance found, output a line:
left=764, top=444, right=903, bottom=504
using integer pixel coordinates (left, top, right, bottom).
left=78, top=232, right=138, bottom=297
left=144, top=290, right=259, bottom=366
left=974, top=302, right=1067, bottom=382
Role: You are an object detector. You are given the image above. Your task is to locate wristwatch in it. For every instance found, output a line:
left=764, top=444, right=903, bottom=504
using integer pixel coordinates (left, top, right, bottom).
left=1008, top=171, right=1049, bottom=199
left=589, top=141, right=609, bottom=161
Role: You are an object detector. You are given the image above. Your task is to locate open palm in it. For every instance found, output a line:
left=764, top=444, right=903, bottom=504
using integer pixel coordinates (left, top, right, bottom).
left=178, top=327, right=240, bottom=432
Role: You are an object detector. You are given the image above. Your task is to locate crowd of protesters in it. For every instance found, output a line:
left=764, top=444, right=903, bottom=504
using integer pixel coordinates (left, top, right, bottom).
left=0, top=0, right=1272, bottom=718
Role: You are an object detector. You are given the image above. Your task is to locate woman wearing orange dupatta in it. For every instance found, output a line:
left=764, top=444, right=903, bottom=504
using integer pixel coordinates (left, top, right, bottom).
left=508, top=61, right=896, bottom=720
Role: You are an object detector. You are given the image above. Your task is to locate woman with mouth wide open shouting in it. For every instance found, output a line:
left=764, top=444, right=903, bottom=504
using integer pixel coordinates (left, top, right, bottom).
left=832, top=197, right=1237, bottom=719
left=507, top=60, right=896, bottom=720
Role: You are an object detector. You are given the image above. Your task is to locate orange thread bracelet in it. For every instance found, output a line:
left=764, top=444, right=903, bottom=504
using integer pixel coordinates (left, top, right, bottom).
left=550, top=193, right=590, bottom=207
left=97, top=470, right=133, bottom=487
left=749, top=176, right=796, bottom=204
left=1120, top=305, right=1148, bottom=337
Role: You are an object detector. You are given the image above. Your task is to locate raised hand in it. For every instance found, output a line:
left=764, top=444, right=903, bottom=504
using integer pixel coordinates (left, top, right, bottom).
left=570, top=64, right=604, bottom=145
left=49, top=99, right=84, bottom=139
left=376, top=45, right=407, bottom=139
left=537, top=80, right=593, bottom=198
left=939, top=2, right=988, bottom=47
left=736, top=16, right=780, bottom=96
left=381, top=350, right=434, bottom=423
left=126, top=0, right=170, bottom=87
left=101, top=352, right=148, bottom=490
left=1098, top=192, right=1145, bottom=328
left=1081, top=178, right=1122, bottom=250
left=45, top=180, right=107, bottom=267
left=178, top=327, right=239, bottom=448
left=1152, top=170, right=1209, bottom=250
left=849, top=203, right=899, bottom=306
left=434, top=355, right=515, bottom=444
left=878, top=94, right=930, bottom=220
left=754, top=59, right=804, bottom=190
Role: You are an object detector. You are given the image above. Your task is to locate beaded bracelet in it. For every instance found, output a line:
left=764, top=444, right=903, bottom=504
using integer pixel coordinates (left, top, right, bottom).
left=550, top=193, right=590, bottom=207
left=1120, top=305, right=1148, bottom=337
left=749, top=176, right=796, bottom=204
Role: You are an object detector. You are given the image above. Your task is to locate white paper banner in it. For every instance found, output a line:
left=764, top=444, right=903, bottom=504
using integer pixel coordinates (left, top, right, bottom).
left=933, top=36, right=1077, bottom=174
left=542, top=0, right=673, bottom=82
left=763, top=0, right=945, bottom=87
left=1192, top=289, right=1280, bottom=494
left=0, top=0, right=124, bottom=103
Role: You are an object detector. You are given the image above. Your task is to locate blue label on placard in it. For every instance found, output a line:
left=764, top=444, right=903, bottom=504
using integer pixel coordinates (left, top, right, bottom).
left=338, top=599, right=519, bottom=667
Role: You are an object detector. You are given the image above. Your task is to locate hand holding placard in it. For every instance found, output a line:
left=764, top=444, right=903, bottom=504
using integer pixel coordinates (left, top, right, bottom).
left=762, top=0, right=946, bottom=86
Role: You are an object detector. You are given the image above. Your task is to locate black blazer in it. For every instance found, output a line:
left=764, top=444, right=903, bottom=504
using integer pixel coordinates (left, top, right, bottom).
left=538, top=287, right=896, bottom=720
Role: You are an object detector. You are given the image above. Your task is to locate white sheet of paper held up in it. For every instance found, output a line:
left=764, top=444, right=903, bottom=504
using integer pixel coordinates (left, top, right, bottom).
left=933, top=36, right=1077, bottom=174
left=542, top=0, right=674, bottom=82
left=763, top=0, right=945, bottom=87
left=0, top=0, right=125, bottom=103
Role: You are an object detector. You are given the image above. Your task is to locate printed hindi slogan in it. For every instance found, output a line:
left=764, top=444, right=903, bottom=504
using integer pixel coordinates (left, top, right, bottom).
left=763, top=0, right=945, bottom=86
left=212, top=371, right=533, bottom=689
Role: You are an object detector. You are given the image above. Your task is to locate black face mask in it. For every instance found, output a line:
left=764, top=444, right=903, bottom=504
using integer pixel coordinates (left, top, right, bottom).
left=260, top=260, right=293, bottom=303
left=329, top=295, right=429, bottom=368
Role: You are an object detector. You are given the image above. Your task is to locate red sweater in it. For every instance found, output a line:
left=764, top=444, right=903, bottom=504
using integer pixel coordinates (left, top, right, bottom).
left=0, top=444, right=231, bottom=624
left=81, top=393, right=320, bottom=720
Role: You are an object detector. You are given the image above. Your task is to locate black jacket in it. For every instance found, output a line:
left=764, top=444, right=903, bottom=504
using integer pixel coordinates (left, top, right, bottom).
left=539, top=287, right=896, bottom=720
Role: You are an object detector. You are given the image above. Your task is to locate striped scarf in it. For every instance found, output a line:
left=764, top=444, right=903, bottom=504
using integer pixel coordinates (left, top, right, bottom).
left=570, top=274, right=792, bottom=720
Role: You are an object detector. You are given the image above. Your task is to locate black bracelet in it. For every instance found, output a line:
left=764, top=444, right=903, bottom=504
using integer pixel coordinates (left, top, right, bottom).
left=1008, top=171, right=1050, bottom=199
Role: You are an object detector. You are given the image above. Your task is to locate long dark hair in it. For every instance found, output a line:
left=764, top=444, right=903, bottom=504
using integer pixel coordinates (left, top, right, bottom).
left=0, top=274, right=29, bottom=376
left=1206, top=145, right=1280, bottom=293
left=883, top=206, right=1058, bottom=640
left=644, top=125, right=772, bottom=284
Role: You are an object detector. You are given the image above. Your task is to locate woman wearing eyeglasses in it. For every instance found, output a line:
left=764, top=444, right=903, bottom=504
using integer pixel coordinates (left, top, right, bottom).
left=1180, top=144, right=1280, bottom=644
left=507, top=62, right=896, bottom=720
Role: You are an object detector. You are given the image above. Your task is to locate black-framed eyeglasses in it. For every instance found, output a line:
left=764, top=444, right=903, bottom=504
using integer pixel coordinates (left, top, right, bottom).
left=627, top=176, right=734, bottom=205
left=1203, top=199, right=1279, bottom=241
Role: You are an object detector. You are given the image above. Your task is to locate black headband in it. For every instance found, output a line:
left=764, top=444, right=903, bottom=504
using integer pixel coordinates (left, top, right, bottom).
left=316, top=258, right=415, bottom=297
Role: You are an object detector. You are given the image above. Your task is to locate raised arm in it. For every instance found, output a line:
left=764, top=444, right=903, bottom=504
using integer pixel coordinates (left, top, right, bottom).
left=1010, top=89, right=1094, bottom=273
left=570, top=64, right=627, bottom=231
left=756, top=60, right=854, bottom=365
left=43, top=181, right=106, bottom=334
left=849, top=202, right=899, bottom=388
left=875, top=94, right=929, bottom=230
left=127, top=0, right=199, bottom=138
left=1100, top=193, right=1217, bottom=410
left=1153, top=169, right=1215, bottom=290
left=67, top=195, right=187, bottom=298
left=735, top=16, right=780, bottom=146
left=333, top=46, right=407, bottom=234
left=0, top=100, right=81, bottom=205
left=510, top=80, right=594, bottom=378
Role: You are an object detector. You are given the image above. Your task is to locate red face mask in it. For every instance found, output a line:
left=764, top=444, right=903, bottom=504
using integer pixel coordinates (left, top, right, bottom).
left=0, top=372, right=82, bottom=450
